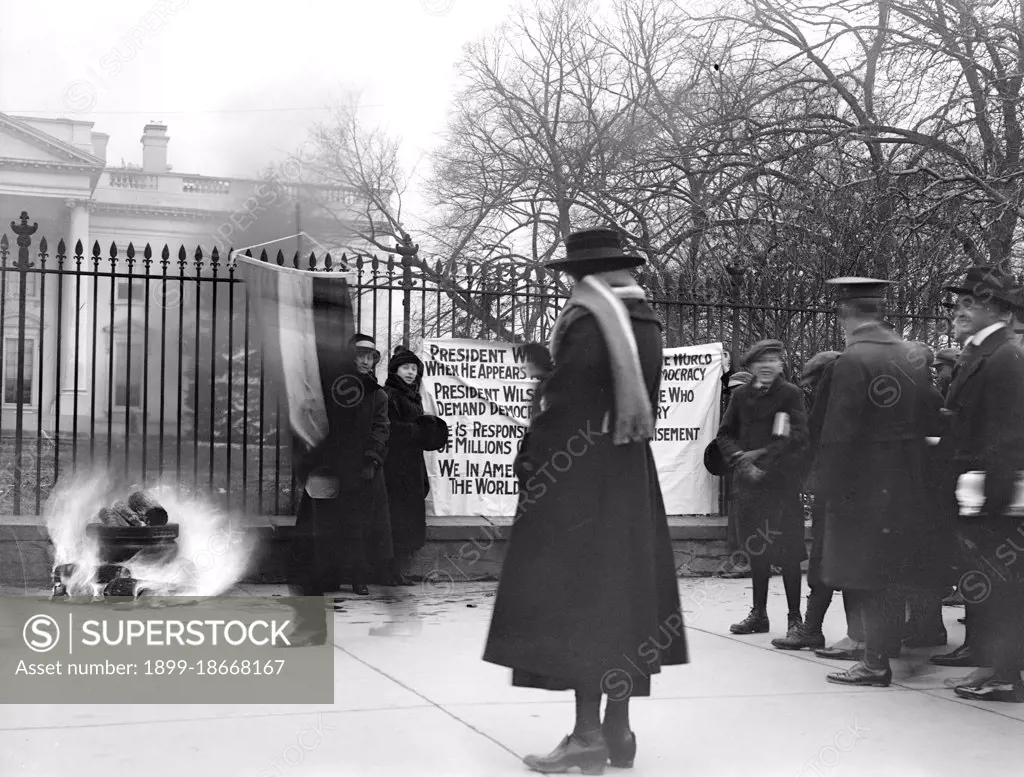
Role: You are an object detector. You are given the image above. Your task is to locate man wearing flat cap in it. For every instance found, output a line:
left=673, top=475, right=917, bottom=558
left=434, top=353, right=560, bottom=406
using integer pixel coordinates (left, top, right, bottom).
left=813, top=278, right=944, bottom=688
left=716, top=339, right=809, bottom=638
left=484, top=227, right=686, bottom=772
left=938, top=265, right=1024, bottom=702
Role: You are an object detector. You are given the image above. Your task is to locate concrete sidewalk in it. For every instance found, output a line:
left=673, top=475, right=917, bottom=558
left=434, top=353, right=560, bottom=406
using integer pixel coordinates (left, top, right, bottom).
left=1, top=577, right=1022, bottom=777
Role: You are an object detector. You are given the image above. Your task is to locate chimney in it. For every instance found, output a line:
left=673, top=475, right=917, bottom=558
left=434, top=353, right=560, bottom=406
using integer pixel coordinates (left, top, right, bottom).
left=91, top=132, right=109, bottom=164
left=140, top=122, right=170, bottom=173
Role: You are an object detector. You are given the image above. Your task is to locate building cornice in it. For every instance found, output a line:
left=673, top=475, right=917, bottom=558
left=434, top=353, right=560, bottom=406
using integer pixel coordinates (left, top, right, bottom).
left=0, top=157, right=104, bottom=174
left=88, top=202, right=229, bottom=221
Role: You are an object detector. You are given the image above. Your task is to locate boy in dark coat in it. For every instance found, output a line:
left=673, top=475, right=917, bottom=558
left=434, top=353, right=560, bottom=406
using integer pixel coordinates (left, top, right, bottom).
left=382, top=345, right=430, bottom=586
left=484, top=227, right=686, bottom=774
left=717, top=340, right=809, bottom=637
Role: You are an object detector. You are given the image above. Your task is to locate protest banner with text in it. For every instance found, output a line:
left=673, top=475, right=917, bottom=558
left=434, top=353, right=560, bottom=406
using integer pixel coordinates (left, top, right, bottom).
left=420, top=339, right=724, bottom=516
left=650, top=343, right=724, bottom=515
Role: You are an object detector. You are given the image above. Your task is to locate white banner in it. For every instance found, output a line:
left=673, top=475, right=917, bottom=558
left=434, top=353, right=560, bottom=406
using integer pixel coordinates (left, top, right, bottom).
left=421, top=338, right=725, bottom=517
left=421, top=339, right=530, bottom=517
left=650, top=343, right=725, bottom=514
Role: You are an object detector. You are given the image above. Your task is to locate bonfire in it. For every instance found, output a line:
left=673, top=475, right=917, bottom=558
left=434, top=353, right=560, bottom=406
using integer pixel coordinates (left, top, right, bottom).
left=47, top=471, right=256, bottom=600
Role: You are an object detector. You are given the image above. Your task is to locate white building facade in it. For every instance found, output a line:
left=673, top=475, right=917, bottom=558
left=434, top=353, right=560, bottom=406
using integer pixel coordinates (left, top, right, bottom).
left=0, top=112, right=366, bottom=437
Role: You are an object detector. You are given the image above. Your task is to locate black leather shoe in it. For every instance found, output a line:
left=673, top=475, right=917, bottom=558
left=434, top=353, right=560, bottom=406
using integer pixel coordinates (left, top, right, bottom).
left=903, top=631, right=947, bottom=648
left=954, top=680, right=1024, bottom=703
left=602, top=727, right=636, bottom=769
left=826, top=662, right=892, bottom=687
left=815, top=646, right=865, bottom=661
left=930, top=644, right=975, bottom=667
left=352, top=583, right=370, bottom=596
left=730, top=608, right=769, bottom=635
left=522, top=733, right=609, bottom=774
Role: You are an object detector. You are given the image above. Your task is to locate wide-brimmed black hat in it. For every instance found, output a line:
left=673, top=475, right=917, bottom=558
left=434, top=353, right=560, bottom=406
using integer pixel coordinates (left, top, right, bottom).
left=416, top=415, right=449, bottom=452
left=933, top=348, right=960, bottom=367
left=742, top=339, right=785, bottom=367
left=943, top=266, right=1021, bottom=310
left=545, top=227, right=645, bottom=272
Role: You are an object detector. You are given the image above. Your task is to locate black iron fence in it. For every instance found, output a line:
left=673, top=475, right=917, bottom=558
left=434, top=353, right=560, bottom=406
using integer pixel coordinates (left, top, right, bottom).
left=0, top=211, right=954, bottom=516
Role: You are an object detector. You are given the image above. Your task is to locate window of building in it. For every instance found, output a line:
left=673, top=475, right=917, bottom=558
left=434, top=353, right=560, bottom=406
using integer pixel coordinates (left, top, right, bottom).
left=2, top=337, right=36, bottom=407
left=116, top=279, right=147, bottom=303
left=113, top=339, right=144, bottom=408
left=3, top=273, right=39, bottom=301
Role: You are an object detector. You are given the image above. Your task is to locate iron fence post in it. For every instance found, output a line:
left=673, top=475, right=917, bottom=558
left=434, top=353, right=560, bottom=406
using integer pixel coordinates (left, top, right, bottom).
left=395, top=233, right=418, bottom=348
left=10, top=212, right=38, bottom=515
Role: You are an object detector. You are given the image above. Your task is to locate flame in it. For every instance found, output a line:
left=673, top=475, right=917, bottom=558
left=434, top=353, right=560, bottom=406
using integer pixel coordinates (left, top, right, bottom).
left=45, top=468, right=257, bottom=598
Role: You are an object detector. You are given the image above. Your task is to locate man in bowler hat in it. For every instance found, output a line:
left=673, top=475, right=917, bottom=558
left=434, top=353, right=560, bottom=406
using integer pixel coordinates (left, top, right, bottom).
left=484, top=226, right=687, bottom=773
left=813, top=278, right=944, bottom=687
left=939, top=265, right=1024, bottom=702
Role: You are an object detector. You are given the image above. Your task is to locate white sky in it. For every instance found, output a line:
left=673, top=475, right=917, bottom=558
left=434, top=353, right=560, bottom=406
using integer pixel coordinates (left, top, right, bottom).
left=1, top=0, right=516, bottom=222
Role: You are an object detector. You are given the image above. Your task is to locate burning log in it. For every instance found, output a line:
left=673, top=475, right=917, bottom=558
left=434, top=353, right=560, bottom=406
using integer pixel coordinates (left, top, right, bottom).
left=111, top=500, right=147, bottom=528
left=127, top=491, right=169, bottom=526
left=96, top=506, right=130, bottom=528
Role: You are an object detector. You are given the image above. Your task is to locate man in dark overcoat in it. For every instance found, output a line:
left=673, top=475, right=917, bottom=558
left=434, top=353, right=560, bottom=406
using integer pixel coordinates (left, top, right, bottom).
left=939, top=266, right=1024, bottom=703
left=484, top=227, right=686, bottom=774
left=814, top=278, right=944, bottom=688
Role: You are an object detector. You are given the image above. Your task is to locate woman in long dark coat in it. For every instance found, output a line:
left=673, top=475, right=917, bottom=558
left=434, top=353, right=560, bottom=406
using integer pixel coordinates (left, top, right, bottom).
left=295, top=334, right=393, bottom=596
left=716, top=340, right=809, bottom=638
left=382, top=346, right=430, bottom=586
left=484, top=227, right=686, bottom=775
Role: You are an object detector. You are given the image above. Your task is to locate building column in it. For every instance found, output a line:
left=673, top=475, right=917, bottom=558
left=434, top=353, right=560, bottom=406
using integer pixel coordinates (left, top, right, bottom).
left=61, top=199, right=91, bottom=396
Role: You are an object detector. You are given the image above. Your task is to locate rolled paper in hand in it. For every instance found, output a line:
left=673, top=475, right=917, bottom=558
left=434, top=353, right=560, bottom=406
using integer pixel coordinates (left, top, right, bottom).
left=772, top=411, right=791, bottom=438
left=127, top=491, right=169, bottom=526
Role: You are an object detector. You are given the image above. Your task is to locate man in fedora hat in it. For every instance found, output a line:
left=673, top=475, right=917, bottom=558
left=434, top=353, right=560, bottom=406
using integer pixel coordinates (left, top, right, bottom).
left=813, top=278, right=944, bottom=688
left=484, top=226, right=687, bottom=773
left=937, top=265, right=1024, bottom=702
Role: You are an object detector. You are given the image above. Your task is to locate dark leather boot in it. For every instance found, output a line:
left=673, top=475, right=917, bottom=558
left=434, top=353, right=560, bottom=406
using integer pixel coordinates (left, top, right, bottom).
left=730, top=607, right=769, bottom=635
left=602, top=725, right=636, bottom=769
left=522, top=732, right=609, bottom=774
left=772, top=618, right=826, bottom=651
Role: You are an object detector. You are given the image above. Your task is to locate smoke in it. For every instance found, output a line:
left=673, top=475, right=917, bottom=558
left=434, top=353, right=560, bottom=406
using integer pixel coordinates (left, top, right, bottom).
left=46, top=467, right=257, bottom=598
